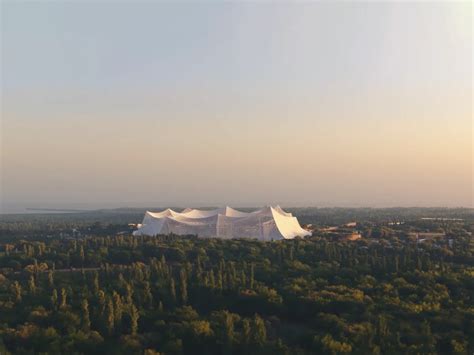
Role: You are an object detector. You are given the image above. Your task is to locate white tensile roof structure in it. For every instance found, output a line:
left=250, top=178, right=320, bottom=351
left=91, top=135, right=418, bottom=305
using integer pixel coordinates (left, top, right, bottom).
left=133, top=206, right=311, bottom=240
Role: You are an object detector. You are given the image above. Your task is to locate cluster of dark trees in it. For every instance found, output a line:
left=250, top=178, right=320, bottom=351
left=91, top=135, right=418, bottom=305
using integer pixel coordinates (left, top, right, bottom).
left=0, top=211, right=472, bottom=354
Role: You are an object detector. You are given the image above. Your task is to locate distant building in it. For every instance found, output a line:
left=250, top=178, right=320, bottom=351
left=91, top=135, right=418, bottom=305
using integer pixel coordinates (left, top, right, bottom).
left=134, top=206, right=311, bottom=240
left=408, top=232, right=446, bottom=239
left=388, top=221, right=405, bottom=225
left=320, top=226, right=339, bottom=232
left=341, top=233, right=362, bottom=241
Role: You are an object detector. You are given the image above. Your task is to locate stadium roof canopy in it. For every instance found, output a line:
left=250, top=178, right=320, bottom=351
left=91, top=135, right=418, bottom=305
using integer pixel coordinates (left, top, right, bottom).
left=133, top=206, right=310, bottom=240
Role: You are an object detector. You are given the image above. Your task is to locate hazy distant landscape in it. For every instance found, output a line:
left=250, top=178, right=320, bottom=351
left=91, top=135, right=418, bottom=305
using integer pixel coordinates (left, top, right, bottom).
left=2, top=207, right=474, bottom=235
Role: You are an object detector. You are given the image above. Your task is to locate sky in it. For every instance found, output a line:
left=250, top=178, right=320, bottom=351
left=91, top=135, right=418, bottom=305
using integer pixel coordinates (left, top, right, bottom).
left=1, top=1, right=472, bottom=212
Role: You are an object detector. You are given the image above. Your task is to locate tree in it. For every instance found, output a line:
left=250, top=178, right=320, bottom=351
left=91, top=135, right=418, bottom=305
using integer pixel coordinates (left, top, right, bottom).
left=209, top=270, right=216, bottom=289
left=223, top=311, right=235, bottom=350
left=217, top=269, right=224, bottom=290
left=377, top=315, right=389, bottom=338
left=92, top=271, right=99, bottom=294
left=12, top=281, right=22, bottom=303
left=180, top=269, right=188, bottom=305
left=143, top=281, right=153, bottom=309
left=242, top=318, right=251, bottom=345
left=79, top=245, right=85, bottom=265
left=420, top=320, right=436, bottom=353
left=28, top=275, right=36, bottom=295
left=241, top=270, right=246, bottom=289
left=60, top=288, right=67, bottom=309
left=196, top=255, right=203, bottom=280
left=170, top=278, right=176, bottom=303
left=113, top=291, right=123, bottom=328
left=451, top=339, right=467, bottom=354
left=250, top=264, right=255, bottom=289
left=81, top=298, right=91, bottom=332
left=106, top=299, right=115, bottom=335
left=125, top=283, right=133, bottom=305
left=48, top=270, right=54, bottom=288
left=252, top=314, right=266, bottom=346
left=97, top=289, right=106, bottom=317
left=51, top=289, right=58, bottom=310
left=130, top=303, right=139, bottom=335
left=321, top=334, right=352, bottom=354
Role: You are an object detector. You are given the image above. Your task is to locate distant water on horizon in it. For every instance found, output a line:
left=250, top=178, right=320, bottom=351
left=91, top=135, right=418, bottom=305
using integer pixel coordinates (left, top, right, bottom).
left=0, top=203, right=101, bottom=215
left=2, top=202, right=472, bottom=215
left=0, top=206, right=90, bottom=215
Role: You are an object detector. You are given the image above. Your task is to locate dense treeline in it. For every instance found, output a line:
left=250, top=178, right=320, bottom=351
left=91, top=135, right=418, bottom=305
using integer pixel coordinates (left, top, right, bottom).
left=0, top=226, right=473, bottom=354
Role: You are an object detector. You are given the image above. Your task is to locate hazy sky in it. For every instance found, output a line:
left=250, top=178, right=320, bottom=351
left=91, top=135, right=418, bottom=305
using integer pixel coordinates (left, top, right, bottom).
left=1, top=1, right=472, bottom=212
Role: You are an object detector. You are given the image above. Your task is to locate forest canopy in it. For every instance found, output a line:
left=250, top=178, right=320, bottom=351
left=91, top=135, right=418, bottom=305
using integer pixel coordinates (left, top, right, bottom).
left=0, top=208, right=472, bottom=354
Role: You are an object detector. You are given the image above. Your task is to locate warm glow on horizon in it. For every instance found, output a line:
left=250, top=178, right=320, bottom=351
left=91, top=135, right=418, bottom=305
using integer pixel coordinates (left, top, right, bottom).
left=1, top=1, right=472, bottom=212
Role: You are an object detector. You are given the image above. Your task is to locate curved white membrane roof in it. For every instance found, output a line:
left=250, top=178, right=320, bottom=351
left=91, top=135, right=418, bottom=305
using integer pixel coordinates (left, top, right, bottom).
left=133, top=206, right=311, bottom=240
